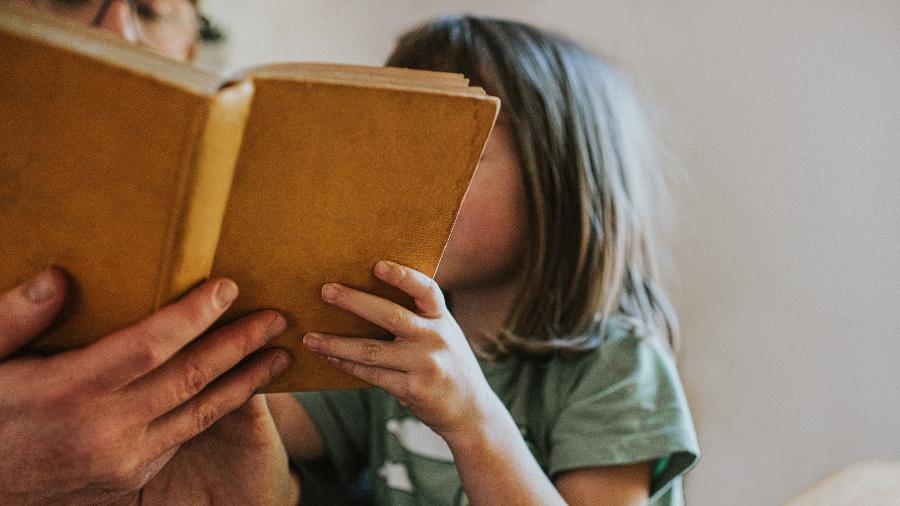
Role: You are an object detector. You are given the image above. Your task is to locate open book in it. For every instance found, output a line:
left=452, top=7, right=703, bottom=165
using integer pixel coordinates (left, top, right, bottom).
left=0, top=4, right=499, bottom=392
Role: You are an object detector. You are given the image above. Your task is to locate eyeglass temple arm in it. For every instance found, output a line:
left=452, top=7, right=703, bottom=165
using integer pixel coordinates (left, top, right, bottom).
left=91, top=0, right=119, bottom=27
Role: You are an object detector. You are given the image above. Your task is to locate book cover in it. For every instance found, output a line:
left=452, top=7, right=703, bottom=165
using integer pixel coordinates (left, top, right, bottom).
left=0, top=5, right=499, bottom=392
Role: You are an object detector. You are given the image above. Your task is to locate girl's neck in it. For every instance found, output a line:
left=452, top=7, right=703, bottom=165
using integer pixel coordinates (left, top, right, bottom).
left=447, top=275, right=521, bottom=351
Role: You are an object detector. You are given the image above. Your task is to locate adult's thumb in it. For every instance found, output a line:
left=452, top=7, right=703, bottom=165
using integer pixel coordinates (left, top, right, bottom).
left=0, top=267, right=67, bottom=359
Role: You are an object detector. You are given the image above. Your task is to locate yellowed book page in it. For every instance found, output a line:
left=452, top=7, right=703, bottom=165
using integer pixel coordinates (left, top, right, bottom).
left=245, top=63, right=485, bottom=96
left=252, top=62, right=469, bottom=87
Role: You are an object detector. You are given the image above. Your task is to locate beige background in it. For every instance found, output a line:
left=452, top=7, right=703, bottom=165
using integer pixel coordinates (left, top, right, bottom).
left=200, top=1, right=900, bottom=504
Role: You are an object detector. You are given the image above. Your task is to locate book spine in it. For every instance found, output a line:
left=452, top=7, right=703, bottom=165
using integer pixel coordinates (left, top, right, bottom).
left=158, top=79, right=255, bottom=305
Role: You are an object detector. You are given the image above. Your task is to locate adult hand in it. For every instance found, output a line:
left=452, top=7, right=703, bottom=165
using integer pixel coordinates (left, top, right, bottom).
left=140, top=394, right=299, bottom=506
left=0, top=268, right=291, bottom=505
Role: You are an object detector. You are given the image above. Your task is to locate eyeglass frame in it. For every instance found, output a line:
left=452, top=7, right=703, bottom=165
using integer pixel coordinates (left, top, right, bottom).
left=89, top=0, right=199, bottom=34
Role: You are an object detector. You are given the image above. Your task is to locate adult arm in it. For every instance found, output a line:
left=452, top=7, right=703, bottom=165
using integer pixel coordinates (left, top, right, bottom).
left=139, top=395, right=300, bottom=506
left=0, top=268, right=290, bottom=505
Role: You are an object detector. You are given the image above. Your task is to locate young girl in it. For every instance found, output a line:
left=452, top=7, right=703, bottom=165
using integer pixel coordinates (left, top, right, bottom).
left=270, top=15, right=699, bottom=506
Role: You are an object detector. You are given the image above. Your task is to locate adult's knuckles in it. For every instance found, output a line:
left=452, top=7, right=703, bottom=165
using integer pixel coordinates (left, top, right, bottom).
left=129, top=334, right=171, bottom=373
left=102, top=455, right=147, bottom=491
left=71, top=426, right=142, bottom=487
left=191, top=401, right=223, bottom=435
left=177, top=361, right=210, bottom=401
left=220, top=317, right=263, bottom=358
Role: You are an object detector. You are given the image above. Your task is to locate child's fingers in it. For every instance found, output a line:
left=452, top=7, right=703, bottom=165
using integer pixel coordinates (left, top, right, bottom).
left=302, top=333, right=412, bottom=372
left=326, top=357, right=407, bottom=396
left=321, top=283, right=433, bottom=338
left=373, top=261, right=445, bottom=318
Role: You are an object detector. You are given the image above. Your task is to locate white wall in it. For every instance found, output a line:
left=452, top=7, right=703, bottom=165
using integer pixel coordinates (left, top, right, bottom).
left=201, top=1, right=900, bottom=504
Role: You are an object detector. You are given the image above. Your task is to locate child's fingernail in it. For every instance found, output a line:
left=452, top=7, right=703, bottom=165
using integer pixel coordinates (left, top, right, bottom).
left=25, top=268, right=55, bottom=303
left=375, top=260, right=392, bottom=277
left=303, top=333, right=321, bottom=350
left=327, top=356, right=342, bottom=366
left=321, top=283, right=338, bottom=301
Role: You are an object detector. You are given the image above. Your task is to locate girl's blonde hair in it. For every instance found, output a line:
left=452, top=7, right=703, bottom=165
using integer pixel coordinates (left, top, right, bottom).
left=388, top=16, right=679, bottom=357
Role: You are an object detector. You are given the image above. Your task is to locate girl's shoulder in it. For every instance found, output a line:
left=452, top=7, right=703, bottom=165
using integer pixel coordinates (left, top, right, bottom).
left=489, top=314, right=675, bottom=388
left=480, top=315, right=699, bottom=501
left=480, top=314, right=684, bottom=425
left=570, top=314, right=678, bottom=385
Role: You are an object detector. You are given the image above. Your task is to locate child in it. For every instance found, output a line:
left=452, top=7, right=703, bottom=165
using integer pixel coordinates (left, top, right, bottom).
left=271, top=15, right=699, bottom=506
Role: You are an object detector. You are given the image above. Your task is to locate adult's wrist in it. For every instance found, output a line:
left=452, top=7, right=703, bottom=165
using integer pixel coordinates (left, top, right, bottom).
left=107, top=491, right=141, bottom=506
left=286, top=468, right=301, bottom=505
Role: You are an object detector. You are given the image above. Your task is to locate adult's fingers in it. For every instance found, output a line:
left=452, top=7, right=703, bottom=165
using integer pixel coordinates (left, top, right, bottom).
left=79, top=278, right=239, bottom=391
left=373, top=260, right=446, bottom=317
left=320, top=282, right=431, bottom=339
left=302, top=332, right=413, bottom=372
left=128, top=310, right=286, bottom=419
left=0, top=268, right=67, bottom=359
left=208, top=394, right=278, bottom=441
left=145, top=348, right=290, bottom=458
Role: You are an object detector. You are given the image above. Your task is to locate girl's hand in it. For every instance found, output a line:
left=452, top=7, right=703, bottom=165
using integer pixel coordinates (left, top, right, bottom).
left=302, top=260, right=499, bottom=440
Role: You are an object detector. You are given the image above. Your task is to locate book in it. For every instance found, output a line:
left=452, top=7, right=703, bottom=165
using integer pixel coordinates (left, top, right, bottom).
left=0, top=4, right=499, bottom=392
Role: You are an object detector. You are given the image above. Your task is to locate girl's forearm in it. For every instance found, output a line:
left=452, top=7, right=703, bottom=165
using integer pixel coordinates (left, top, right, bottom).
left=442, top=394, right=567, bottom=506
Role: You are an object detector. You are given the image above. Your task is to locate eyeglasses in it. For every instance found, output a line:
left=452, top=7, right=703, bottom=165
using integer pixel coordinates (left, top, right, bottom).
left=33, top=0, right=199, bottom=54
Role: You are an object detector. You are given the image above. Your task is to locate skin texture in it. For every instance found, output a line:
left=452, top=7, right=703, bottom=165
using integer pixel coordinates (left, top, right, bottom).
left=5, top=3, right=654, bottom=502
left=299, top=261, right=651, bottom=505
left=139, top=395, right=298, bottom=505
left=22, top=0, right=198, bottom=60
left=2, top=3, right=298, bottom=504
left=433, top=120, right=528, bottom=291
left=0, top=270, right=296, bottom=505
left=284, top=122, right=654, bottom=504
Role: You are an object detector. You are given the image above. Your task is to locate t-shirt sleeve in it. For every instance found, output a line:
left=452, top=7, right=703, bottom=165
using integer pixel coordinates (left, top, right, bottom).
left=293, top=389, right=371, bottom=488
left=548, top=334, right=700, bottom=501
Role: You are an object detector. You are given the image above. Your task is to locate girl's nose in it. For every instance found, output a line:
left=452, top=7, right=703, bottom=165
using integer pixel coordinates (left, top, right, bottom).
left=94, top=1, right=139, bottom=43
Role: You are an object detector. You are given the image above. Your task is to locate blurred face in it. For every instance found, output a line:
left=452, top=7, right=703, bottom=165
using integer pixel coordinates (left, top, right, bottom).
left=19, top=0, right=198, bottom=61
left=435, top=119, right=529, bottom=291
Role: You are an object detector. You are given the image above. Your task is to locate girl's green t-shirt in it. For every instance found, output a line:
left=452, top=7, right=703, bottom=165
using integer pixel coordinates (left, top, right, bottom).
left=294, top=321, right=700, bottom=505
